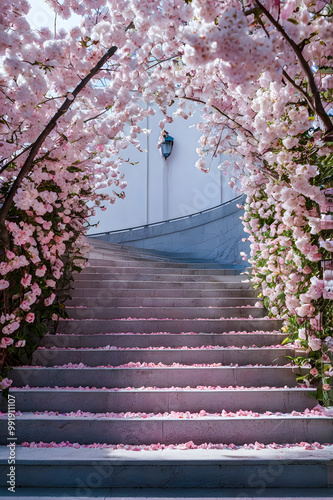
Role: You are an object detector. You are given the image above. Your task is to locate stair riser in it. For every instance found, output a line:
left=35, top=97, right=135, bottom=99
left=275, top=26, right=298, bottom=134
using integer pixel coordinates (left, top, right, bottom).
left=88, top=245, right=243, bottom=266
left=1, top=389, right=315, bottom=414
left=71, top=281, right=253, bottom=290
left=88, top=250, right=243, bottom=266
left=56, top=319, right=283, bottom=335
left=32, top=349, right=292, bottom=367
left=88, top=247, right=231, bottom=261
left=66, top=307, right=266, bottom=320
left=87, top=258, right=227, bottom=268
left=0, top=417, right=331, bottom=446
left=74, top=274, right=244, bottom=282
left=68, top=297, right=260, bottom=307
left=10, top=367, right=300, bottom=389
left=87, top=256, right=174, bottom=264
left=88, top=253, right=232, bottom=267
left=0, top=462, right=328, bottom=489
left=89, top=247, right=177, bottom=257
left=41, top=333, right=286, bottom=349
left=88, top=251, right=171, bottom=262
left=69, top=289, right=257, bottom=299
left=80, top=269, right=238, bottom=277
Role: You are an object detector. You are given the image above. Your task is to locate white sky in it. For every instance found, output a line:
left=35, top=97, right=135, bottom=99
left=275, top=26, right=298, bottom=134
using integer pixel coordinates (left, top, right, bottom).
left=27, top=0, right=79, bottom=31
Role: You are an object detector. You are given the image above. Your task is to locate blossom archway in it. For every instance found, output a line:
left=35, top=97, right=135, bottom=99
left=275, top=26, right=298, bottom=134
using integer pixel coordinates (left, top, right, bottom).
left=0, top=0, right=332, bottom=402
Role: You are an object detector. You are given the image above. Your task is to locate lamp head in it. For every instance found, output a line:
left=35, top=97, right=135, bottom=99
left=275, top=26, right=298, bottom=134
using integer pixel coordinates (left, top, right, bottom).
left=160, top=133, right=174, bottom=159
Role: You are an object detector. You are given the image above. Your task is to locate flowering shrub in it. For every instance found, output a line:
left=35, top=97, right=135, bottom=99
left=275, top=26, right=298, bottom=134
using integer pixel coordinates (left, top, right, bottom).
left=0, top=158, right=95, bottom=394
left=242, top=160, right=333, bottom=404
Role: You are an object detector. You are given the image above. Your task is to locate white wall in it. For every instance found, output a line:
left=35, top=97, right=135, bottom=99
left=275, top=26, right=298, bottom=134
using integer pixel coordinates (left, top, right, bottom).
left=89, top=103, right=237, bottom=234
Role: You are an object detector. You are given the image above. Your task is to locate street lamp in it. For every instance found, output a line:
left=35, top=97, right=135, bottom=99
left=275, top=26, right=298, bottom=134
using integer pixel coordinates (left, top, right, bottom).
left=160, top=132, right=174, bottom=159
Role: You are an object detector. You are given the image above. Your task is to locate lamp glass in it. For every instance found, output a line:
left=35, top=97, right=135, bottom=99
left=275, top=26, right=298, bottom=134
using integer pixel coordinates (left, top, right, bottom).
left=161, top=140, right=173, bottom=159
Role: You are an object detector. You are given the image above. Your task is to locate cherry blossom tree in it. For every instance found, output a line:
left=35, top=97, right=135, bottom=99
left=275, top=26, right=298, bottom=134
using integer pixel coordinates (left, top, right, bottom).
left=0, top=0, right=155, bottom=390
left=0, top=0, right=332, bottom=402
left=163, top=0, right=333, bottom=403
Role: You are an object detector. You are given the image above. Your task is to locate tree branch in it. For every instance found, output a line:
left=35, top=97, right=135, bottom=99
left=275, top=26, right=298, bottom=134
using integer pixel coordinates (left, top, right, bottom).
left=282, top=69, right=314, bottom=111
left=254, top=0, right=333, bottom=133
left=0, top=144, right=33, bottom=175
left=180, top=95, right=257, bottom=139
left=83, top=108, right=110, bottom=124
left=0, top=45, right=118, bottom=234
left=147, top=54, right=181, bottom=71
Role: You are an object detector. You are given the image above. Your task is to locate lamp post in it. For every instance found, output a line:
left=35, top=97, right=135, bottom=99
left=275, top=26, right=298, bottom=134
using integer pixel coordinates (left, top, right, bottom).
left=159, top=131, right=174, bottom=220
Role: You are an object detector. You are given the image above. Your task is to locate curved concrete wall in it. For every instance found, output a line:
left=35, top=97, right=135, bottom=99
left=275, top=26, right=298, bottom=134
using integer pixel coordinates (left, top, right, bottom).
left=87, top=101, right=238, bottom=234
left=90, top=195, right=249, bottom=268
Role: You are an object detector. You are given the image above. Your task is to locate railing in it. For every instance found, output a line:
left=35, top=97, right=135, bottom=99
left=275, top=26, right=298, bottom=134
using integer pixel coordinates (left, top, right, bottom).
left=88, top=194, right=244, bottom=237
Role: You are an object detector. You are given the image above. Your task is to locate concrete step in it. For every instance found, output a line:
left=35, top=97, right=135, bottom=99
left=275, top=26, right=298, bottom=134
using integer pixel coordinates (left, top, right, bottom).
left=71, top=280, right=253, bottom=290
left=87, top=258, right=234, bottom=269
left=56, top=318, right=283, bottom=335
left=1, top=387, right=316, bottom=413
left=87, top=252, right=175, bottom=263
left=32, top=347, right=293, bottom=367
left=0, top=413, right=331, bottom=446
left=41, top=332, right=286, bottom=349
left=67, top=297, right=261, bottom=307
left=80, top=267, right=238, bottom=276
left=87, top=240, right=173, bottom=256
left=88, top=244, right=174, bottom=261
left=65, top=306, right=266, bottom=320
left=69, top=288, right=257, bottom=299
left=87, top=240, right=245, bottom=268
left=2, top=488, right=333, bottom=499
left=74, top=274, right=245, bottom=283
left=89, top=243, right=244, bottom=266
left=87, top=247, right=192, bottom=263
left=10, top=366, right=302, bottom=389
left=1, top=447, right=332, bottom=489
left=87, top=242, right=230, bottom=265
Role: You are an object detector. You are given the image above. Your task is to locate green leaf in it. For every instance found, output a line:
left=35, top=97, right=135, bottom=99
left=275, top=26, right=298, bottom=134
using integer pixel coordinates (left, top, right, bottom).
left=1, top=387, right=10, bottom=399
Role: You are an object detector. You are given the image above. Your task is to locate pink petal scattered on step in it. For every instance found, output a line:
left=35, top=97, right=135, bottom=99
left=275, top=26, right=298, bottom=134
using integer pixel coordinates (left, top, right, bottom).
left=19, top=441, right=331, bottom=451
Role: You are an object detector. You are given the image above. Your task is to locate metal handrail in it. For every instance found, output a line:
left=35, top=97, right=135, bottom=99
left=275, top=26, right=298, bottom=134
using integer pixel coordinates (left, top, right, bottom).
left=88, top=194, right=244, bottom=237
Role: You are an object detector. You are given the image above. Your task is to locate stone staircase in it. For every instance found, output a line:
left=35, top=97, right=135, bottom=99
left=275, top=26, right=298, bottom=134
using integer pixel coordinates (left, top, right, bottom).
left=0, top=239, right=332, bottom=495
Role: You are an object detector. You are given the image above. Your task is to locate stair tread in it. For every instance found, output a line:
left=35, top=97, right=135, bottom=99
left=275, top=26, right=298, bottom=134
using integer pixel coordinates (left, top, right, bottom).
left=12, top=365, right=301, bottom=370
left=36, top=346, right=289, bottom=351
left=1, top=413, right=330, bottom=420
left=9, top=386, right=314, bottom=391
left=1, top=445, right=333, bottom=463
